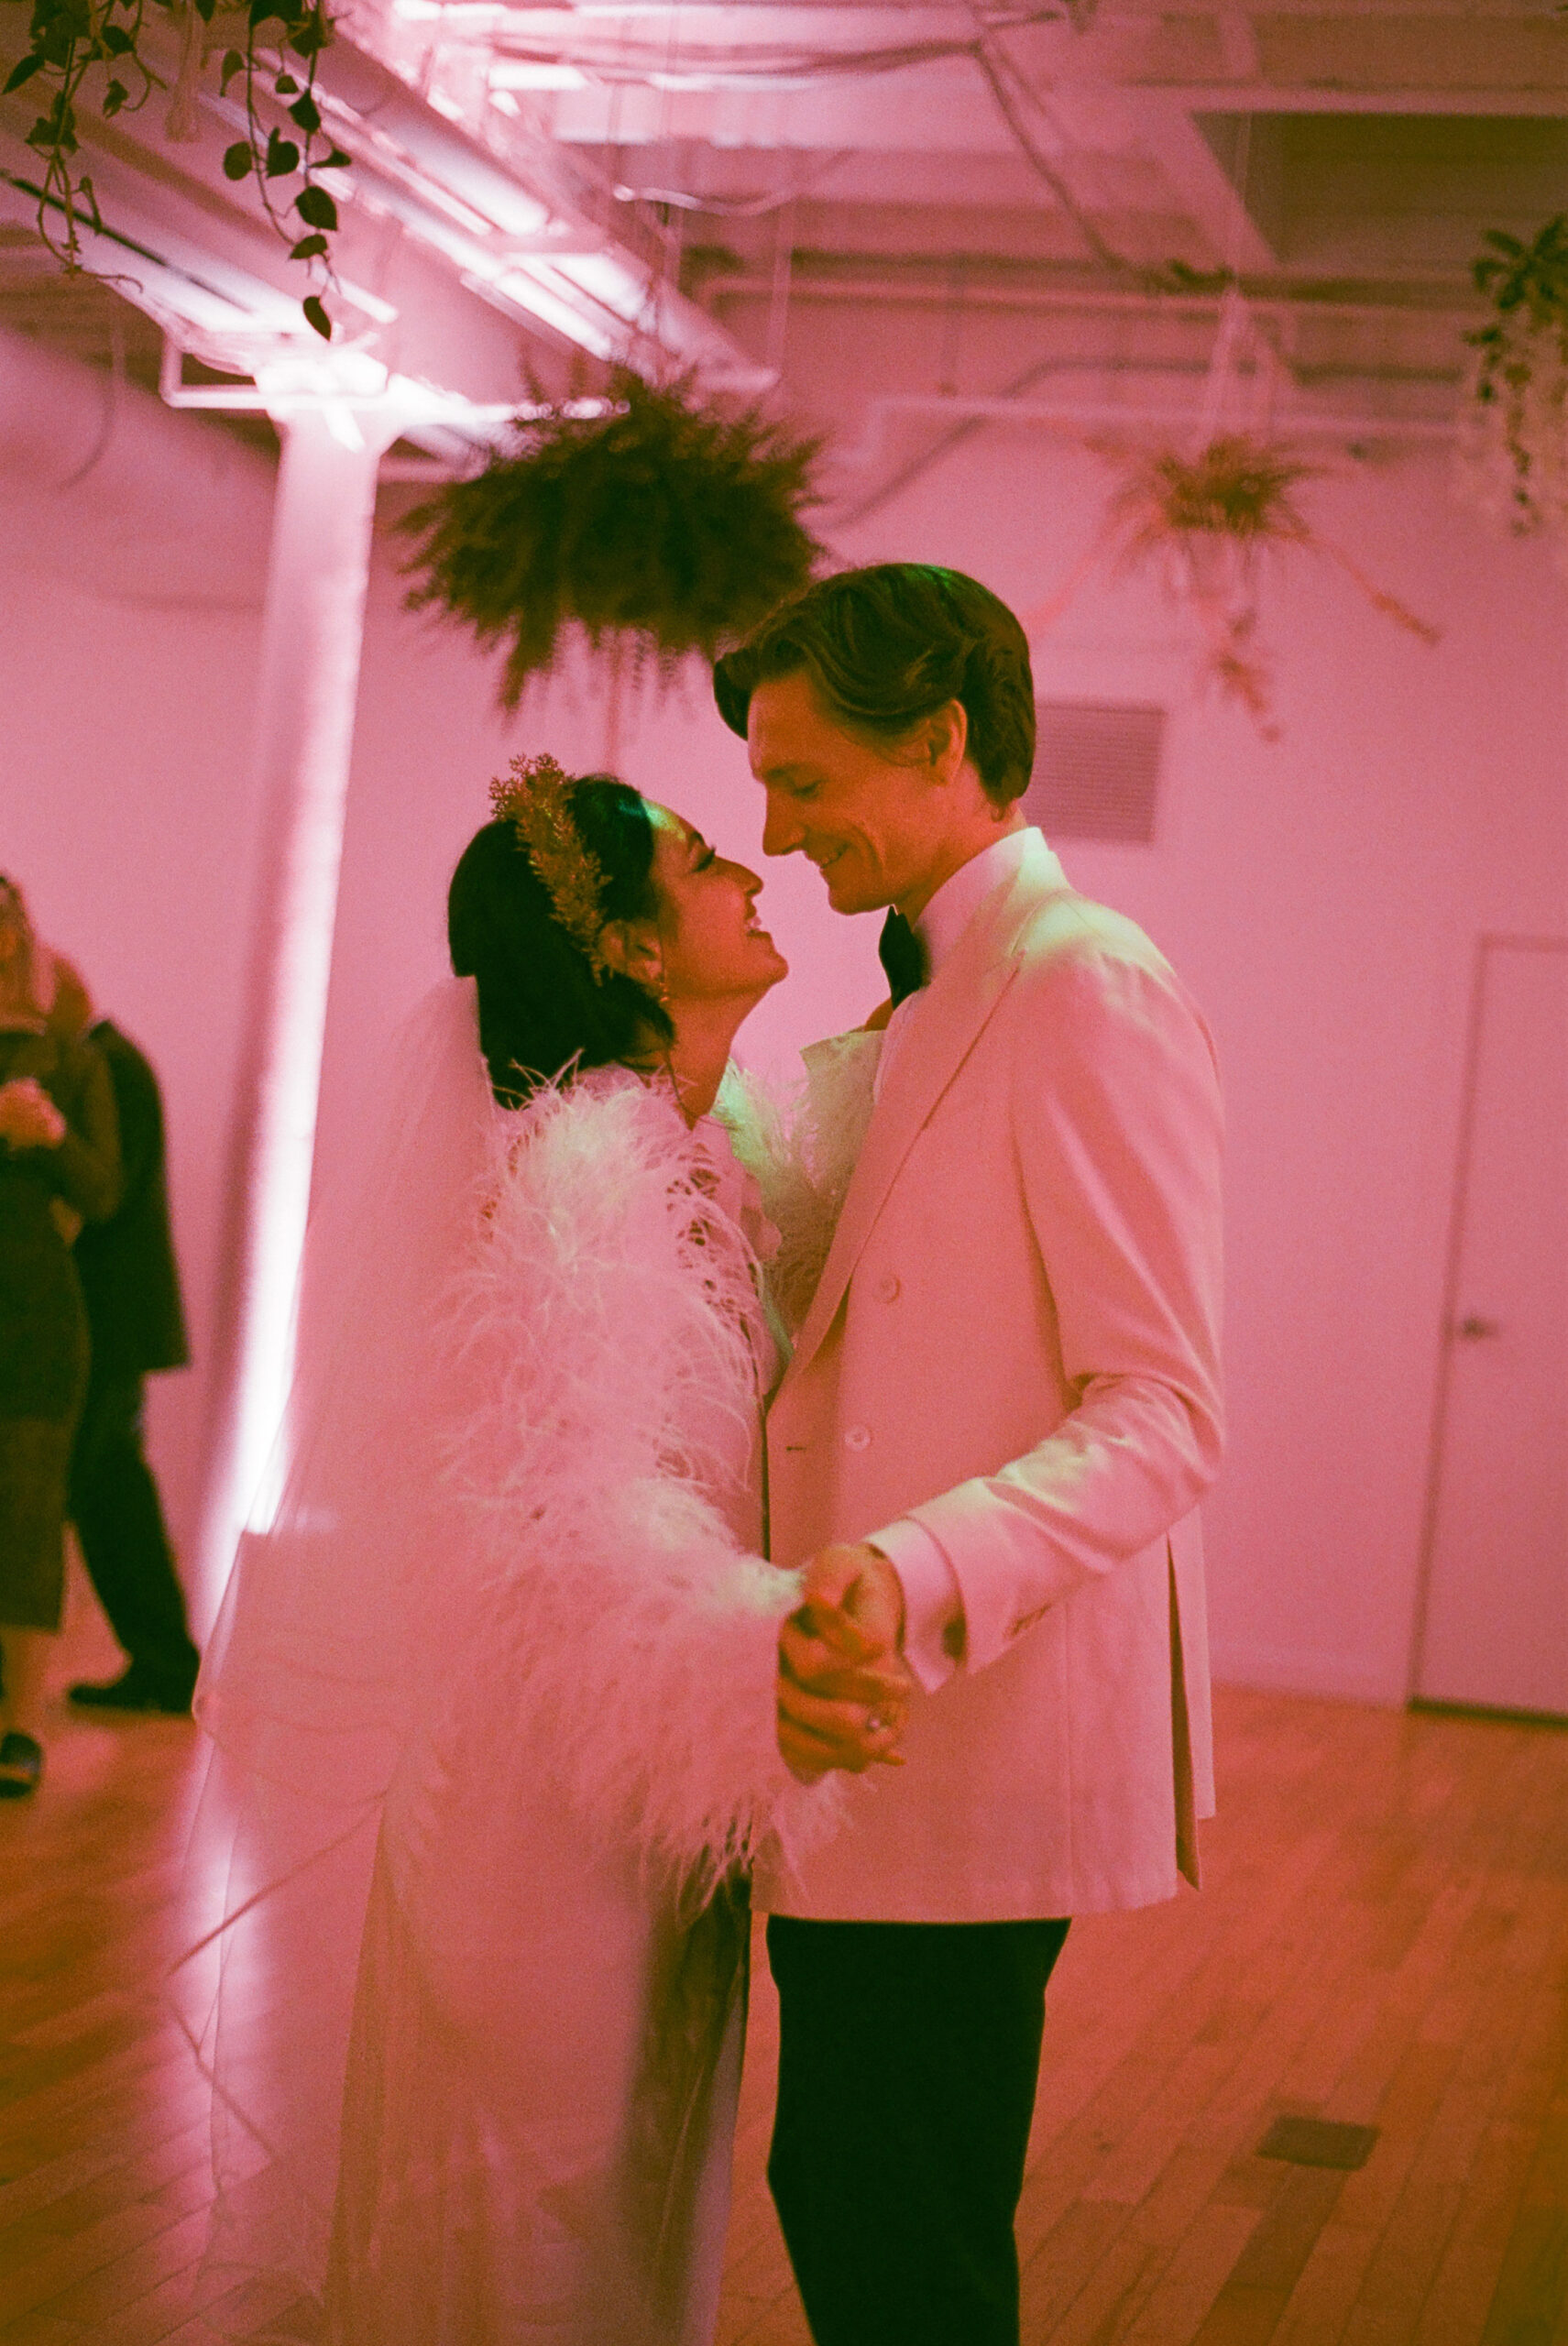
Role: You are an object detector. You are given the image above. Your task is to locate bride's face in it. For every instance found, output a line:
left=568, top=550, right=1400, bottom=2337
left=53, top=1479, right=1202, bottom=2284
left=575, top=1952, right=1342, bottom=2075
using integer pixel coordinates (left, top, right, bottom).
left=643, top=803, right=789, bottom=1005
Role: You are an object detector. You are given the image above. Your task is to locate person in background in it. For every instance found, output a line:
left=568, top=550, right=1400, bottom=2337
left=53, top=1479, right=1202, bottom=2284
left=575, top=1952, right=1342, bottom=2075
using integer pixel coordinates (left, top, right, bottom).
left=46, top=960, right=201, bottom=1716
left=0, top=881, right=121, bottom=1797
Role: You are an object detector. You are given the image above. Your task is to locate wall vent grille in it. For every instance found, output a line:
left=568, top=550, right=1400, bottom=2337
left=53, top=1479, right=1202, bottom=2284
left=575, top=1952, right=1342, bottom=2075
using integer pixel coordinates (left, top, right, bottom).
left=1025, top=701, right=1166, bottom=844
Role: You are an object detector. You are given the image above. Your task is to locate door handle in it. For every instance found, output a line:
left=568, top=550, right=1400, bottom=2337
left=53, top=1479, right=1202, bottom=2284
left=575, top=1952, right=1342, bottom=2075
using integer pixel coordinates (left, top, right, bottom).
left=1453, top=1314, right=1503, bottom=1341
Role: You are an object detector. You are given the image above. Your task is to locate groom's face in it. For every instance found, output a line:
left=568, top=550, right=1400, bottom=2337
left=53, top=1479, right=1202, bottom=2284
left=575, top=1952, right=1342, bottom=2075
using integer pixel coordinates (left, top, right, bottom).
left=747, top=671, right=940, bottom=916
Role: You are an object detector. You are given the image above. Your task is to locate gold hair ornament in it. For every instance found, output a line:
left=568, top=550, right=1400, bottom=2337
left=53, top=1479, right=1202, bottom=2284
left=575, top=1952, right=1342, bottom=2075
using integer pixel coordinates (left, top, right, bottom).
left=490, top=753, right=610, bottom=981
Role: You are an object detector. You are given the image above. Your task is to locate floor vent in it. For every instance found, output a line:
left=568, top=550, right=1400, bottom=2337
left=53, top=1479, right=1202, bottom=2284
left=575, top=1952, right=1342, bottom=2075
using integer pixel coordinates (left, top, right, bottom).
left=1025, top=700, right=1166, bottom=844
left=1257, top=2116, right=1380, bottom=2171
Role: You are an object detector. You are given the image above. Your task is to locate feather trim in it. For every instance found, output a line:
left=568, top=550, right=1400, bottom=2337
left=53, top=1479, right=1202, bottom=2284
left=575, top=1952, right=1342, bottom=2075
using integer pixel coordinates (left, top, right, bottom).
left=720, top=1037, right=881, bottom=1336
left=438, top=1071, right=840, bottom=1894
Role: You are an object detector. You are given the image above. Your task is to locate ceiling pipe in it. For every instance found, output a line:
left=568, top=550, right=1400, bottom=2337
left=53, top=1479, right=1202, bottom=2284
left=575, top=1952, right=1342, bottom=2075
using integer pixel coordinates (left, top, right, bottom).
left=697, top=270, right=1484, bottom=324
left=829, top=352, right=1457, bottom=528
left=839, top=389, right=1459, bottom=475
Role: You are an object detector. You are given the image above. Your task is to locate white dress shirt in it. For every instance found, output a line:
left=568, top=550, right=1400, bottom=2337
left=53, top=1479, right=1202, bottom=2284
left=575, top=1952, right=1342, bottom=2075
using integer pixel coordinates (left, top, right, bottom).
left=864, top=826, right=1039, bottom=1692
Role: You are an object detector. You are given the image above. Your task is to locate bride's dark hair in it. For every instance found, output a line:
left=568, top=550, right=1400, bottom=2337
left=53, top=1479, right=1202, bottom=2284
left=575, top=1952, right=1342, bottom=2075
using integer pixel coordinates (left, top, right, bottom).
left=448, top=773, right=674, bottom=1105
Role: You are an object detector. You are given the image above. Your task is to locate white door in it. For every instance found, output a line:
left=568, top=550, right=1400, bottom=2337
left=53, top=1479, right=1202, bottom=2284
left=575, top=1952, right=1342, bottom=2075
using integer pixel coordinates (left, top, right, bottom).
left=1415, top=939, right=1568, bottom=1718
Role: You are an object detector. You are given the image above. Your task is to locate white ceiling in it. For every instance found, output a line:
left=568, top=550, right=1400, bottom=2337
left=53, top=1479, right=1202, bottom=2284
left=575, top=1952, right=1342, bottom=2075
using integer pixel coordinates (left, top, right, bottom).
left=454, top=4, right=1567, bottom=261
left=0, top=1, right=1563, bottom=444
left=451, top=2, right=1567, bottom=416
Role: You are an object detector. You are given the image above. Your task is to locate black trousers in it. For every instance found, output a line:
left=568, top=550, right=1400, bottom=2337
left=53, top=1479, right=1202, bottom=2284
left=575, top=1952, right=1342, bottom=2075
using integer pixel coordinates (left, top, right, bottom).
left=766, top=1913, right=1070, bottom=2346
left=68, top=1370, right=199, bottom=1698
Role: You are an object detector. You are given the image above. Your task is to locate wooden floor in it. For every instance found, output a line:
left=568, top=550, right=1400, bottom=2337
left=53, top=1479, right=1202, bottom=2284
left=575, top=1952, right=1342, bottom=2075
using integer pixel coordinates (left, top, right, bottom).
left=3, top=1565, right=1565, bottom=2346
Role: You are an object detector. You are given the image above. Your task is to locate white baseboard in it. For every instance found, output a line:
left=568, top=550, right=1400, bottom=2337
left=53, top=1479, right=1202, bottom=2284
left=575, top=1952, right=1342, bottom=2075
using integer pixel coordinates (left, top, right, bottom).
left=1210, top=1639, right=1404, bottom=1708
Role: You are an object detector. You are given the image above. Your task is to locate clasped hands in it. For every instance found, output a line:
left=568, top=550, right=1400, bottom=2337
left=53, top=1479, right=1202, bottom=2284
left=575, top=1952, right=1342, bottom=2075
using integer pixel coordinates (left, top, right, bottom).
left=777, top=1543, right=915, bottom=1782
left=0, top=1078, right=65, bottom=1150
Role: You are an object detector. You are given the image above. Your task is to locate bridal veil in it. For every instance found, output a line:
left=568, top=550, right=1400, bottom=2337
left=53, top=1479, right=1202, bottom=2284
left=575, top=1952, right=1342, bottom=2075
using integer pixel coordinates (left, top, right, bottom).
left=173, top=979, right=830, bottom=2336
left=175, top=979, right=504, bottom=2321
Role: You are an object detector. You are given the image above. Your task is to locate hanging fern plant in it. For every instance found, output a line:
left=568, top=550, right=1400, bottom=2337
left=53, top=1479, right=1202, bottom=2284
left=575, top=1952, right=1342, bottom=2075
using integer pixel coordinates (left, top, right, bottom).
left=402, top=372, right=824, bottom=707
left=1024, top=432, right=1440, bottom=741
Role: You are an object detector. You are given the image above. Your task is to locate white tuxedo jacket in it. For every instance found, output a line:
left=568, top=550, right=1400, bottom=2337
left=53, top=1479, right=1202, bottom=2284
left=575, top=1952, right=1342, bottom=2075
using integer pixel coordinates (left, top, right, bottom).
left=757, top=836, right=1224, bottom=1921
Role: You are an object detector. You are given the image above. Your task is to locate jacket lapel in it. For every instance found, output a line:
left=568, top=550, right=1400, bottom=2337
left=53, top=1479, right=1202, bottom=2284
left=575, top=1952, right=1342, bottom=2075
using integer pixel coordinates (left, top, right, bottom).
left=783, top=837, right=1073, bottom=1387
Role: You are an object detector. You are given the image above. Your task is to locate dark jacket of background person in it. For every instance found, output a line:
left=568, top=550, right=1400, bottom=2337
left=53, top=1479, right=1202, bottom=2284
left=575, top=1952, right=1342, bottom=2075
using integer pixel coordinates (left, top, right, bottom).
left=67, top=1019, right=200, bottom=1705
left=72, top=1022, right=189, bottom=1378
left=0, top=1028, right=121, bottom=1632
left=0, top=1030, right=121, bottom=1420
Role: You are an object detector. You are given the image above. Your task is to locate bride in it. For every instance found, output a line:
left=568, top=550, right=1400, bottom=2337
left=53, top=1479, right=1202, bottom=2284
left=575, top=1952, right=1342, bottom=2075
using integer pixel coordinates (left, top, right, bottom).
left=181, top=757, right=907, bottom=2345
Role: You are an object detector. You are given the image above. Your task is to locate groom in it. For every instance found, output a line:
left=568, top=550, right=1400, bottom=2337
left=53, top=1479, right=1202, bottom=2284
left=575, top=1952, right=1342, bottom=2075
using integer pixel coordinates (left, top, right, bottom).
left=713, top=564, right=1224, bottom=2346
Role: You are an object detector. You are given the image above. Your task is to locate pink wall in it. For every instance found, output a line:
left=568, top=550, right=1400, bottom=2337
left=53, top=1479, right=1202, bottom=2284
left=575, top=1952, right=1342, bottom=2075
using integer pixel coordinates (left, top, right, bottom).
left=0, top=333, right=276, bottom=1610
left=787, top=417, right=1567, bottom=1705
left=5, top=327, right=1564, bottom=1697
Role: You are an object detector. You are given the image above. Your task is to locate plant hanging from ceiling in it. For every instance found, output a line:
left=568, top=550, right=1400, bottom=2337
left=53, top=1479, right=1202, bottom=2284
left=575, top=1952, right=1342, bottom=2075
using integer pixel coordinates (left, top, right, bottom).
left=1019, top=289, right=1441, bottom=739
left=1025, top=433, right=1441, bottom=740
left=1455, top=214, right=1568, bottom=557
left=402, top=371, right=825, bottom=709
left=1, top=0, right=351, bottom=337
left=1102, top=436, right=1319, bottom=731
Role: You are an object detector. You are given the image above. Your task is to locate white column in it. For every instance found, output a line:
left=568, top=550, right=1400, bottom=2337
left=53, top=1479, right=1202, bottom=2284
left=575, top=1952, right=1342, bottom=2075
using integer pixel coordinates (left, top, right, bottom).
left=195, top=381, right=413, bottom=1622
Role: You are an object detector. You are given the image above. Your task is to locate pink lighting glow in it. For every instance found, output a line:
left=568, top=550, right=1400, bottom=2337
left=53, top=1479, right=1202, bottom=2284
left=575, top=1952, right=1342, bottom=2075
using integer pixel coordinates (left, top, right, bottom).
left=196, top=400, right=406, bottom=1597
left=2, top=21, right=1566, bottom=2337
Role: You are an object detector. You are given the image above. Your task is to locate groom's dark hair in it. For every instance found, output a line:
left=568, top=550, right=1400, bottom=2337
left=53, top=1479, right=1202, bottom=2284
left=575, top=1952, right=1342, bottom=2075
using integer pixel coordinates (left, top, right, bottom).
left=712, top=564, right=1036, bottom=806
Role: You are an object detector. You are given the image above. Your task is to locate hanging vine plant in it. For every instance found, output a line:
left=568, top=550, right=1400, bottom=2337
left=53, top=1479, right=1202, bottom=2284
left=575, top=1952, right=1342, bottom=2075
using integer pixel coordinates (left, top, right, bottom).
left=2, top=0, right=351, bottom=337
left=402, top=371, right=824, bottom=708
left=1457, top=214, right=1568, bottom=551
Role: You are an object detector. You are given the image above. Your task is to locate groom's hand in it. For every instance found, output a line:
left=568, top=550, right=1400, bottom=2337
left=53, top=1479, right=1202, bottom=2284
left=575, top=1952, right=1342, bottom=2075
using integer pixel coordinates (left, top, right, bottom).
left=777, top=1545, right=913, bottom=1782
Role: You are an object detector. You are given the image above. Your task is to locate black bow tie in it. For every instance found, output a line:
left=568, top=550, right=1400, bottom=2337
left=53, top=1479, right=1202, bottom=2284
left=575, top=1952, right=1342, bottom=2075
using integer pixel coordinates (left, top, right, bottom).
left=878, top=910, right=929, bottom=1009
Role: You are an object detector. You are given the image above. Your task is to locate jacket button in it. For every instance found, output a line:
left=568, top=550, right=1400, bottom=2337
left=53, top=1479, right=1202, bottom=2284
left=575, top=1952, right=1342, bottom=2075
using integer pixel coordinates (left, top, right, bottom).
left=843, top=1424, right=872, bottom=1451
left=875, top=1273, right=901, bottom=1302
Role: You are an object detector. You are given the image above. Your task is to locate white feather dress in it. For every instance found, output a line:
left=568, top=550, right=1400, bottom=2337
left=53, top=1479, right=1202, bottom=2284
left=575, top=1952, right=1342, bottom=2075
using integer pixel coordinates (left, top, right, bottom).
left=181, top=983, right=837, bottom=2346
